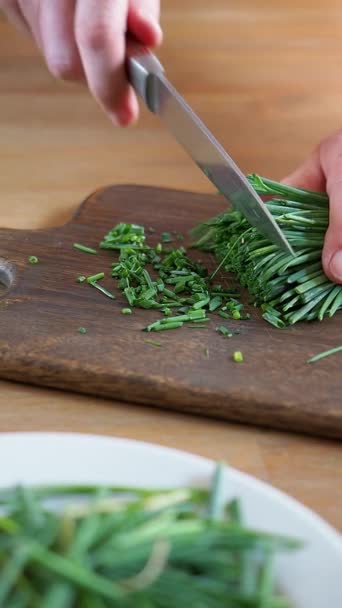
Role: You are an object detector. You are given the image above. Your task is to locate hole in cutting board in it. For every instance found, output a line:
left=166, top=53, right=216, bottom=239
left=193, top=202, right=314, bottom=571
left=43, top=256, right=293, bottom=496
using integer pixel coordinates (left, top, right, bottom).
left=0, top=259, right=15, bottom=296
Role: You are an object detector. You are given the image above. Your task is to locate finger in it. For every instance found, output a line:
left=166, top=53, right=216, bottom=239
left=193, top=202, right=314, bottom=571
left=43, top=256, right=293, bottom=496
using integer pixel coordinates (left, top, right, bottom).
left=128, top=0, right=162, bottom=47
left=1, top=0, right=31, bottom=35
left=75, top=0, right=138, bottom=126
left=39, top=0, right=84, bottom=81
left=319, top=132, right=342, bottom=283
left=282, top=148, right=326, bottom=192
left=18, top=0, right=42, bottom=48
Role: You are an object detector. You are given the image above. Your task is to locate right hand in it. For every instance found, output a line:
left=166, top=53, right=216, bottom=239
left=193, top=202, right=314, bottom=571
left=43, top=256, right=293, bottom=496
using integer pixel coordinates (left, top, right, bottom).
left=283, top=130, right=342, bottom=284
left=0, top=0, right=162, bottom=126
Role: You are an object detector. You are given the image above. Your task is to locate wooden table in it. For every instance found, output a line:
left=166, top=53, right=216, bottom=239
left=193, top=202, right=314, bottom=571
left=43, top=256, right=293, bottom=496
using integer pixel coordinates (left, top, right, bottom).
left=0, top=1, right=341, bottom=529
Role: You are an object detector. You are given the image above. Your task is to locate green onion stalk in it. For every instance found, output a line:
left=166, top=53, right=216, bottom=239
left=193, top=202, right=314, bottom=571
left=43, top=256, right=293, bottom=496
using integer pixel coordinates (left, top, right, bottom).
left=192, top=175, right=342, bottom=328
left=0, top=465, right=300, bottom=606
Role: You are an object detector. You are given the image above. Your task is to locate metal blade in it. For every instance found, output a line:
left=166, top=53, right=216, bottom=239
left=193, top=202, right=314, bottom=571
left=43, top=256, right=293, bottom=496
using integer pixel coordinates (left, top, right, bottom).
left=151, top=75, right=293, bottom=254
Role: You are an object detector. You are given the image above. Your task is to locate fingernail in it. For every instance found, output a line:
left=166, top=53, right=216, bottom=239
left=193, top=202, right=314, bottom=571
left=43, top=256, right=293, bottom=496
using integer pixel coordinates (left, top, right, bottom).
left=329, top=250, right=342, bottom=282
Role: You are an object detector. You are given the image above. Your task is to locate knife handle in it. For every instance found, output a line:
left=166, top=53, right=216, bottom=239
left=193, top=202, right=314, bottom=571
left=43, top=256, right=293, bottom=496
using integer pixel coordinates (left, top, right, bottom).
left=127, top=42, right=164, bottom=113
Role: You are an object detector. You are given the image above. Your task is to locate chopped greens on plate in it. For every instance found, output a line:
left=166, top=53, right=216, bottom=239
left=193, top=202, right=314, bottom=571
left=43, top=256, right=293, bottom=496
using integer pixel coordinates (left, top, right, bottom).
left=0, top=464, right=301, bottom=606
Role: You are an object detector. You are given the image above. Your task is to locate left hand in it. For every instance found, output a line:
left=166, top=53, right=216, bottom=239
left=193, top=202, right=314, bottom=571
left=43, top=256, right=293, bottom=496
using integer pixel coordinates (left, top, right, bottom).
left=283, top=130, right=342, bottom=284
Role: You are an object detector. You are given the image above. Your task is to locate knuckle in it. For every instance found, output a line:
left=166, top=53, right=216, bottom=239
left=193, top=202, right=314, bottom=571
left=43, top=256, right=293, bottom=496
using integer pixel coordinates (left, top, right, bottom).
left=76, top=20, right=112, bottom=51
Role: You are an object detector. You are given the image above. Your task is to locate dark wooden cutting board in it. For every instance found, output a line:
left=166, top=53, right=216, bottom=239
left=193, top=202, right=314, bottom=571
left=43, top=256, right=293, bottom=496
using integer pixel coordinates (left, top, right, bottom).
left=0, top=185, right=341, bottom=439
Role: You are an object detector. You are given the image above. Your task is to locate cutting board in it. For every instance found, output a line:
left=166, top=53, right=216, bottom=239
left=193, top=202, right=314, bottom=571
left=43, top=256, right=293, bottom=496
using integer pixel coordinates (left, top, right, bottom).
left=0, top=185, right=341, bottom=440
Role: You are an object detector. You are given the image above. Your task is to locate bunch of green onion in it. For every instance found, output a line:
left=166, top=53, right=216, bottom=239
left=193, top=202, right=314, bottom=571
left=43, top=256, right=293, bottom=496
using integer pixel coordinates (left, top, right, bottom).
left=0, top=465, right=300, bottom=606
left=193, top=175, right=342, bottom=328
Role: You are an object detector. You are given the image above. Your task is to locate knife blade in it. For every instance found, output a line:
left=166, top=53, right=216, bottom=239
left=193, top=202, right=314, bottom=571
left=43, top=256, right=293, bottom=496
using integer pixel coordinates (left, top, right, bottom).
left=128, top=47, right=293, bottom=255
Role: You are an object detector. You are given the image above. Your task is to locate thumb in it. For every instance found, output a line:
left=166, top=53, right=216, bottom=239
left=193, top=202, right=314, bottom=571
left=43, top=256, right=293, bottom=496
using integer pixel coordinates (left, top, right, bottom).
left=320, top=135, right=342, bottom=284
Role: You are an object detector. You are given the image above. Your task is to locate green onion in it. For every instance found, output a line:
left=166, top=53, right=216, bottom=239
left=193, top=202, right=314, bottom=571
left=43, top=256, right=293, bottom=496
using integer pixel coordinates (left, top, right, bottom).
left=78, top=327, right=87, bottom=334
left=77, top=275, right=86, bottom=283
left=121, top=308, right=132, bottom=315
left=193, top=174, right=342, bottom=327
left=73, top=243, right=98, bottom=255
left=307, top=345, right=342, bottom=363
left=90, top=283, right=116, bottom=300
left=86, top=273, right=105, bottom=283
left=233, top=351, right=244, bottom=363
left=0, top=466, right=300, bottom=606
left=217, top=325, right=233, bottom=337
left=28, top=255, right=39, bottom=264
left=144, top=339, right=162, bottom=347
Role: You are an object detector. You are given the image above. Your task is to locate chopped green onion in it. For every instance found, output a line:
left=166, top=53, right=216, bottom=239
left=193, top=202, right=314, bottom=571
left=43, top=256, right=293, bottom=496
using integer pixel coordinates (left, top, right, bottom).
left=121, top=308, right=132, bottom=315
left=217, top=325, right=233, bottom=337
left=147, top=321, right=184, bottom=332
left=78, top=327, right=87, bottom=334
left=77, top=275, right=86, bottom=283
left=307, top=345, right=342, bottom=363
left=28, top=255, right=39, bottom=264
left=90, top=283, right=116, bottom=300
left=73, top=243, right=98, bottom=255
left=144, top=339, right=162, bottom=347
left=86, top=273, right=105, bottom=283
left=233, top=351, right=244, bottom=363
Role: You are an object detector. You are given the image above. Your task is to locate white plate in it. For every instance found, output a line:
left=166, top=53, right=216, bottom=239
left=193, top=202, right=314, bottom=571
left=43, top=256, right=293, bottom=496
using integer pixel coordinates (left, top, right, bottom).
left=0, top=432, right=341, bottom=607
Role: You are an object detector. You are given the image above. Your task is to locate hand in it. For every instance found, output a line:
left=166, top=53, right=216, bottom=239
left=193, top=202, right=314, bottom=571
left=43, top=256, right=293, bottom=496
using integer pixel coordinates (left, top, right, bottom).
left=283, top=130, right=342, bottom=284
left=0, top=0, right=162, bottom=125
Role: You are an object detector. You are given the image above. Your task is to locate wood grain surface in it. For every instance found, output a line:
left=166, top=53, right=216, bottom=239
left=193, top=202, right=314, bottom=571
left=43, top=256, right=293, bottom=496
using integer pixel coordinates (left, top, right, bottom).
left=0, top=1, right=341, bottom=529
left=0, top=185, right=341, bottom=440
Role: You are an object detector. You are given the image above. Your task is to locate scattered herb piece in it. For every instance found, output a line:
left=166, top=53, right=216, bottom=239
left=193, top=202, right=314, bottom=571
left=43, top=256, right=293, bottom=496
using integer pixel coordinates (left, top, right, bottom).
left=28, top=256, right=39, bottom=264
left=217, top=325, right=233, bottom=338
left=78, top=327, right=87, bottom=334
left=204, top=347, right=210, bottom=358
left=77, top=275, right=86, bottom=283
left=147, top=320, right=184, bottom=332
left=209, top=295, right=222, bottom=312
left=73, top=243, right=98, bottom=255
left=233, top=351, right=244, bottom=363
left=155, top=243, right=163, bottom=254
left=100, top=223, right=146, bottom=251
left=90, top=282, right=116, bottom=300
left=307, top=345, right=342, bottom=363
left=144, top=339, right=162, bottom=347
left=121, top=308, right=132, bottom=315
left=161, top=232, right=173, bottom=243
left=86, top=272, right=105, bottom=283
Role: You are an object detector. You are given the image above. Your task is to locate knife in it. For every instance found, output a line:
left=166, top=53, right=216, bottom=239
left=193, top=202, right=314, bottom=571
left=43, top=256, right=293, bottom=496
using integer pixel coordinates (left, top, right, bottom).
left=128, top=46, right=293, bottom=255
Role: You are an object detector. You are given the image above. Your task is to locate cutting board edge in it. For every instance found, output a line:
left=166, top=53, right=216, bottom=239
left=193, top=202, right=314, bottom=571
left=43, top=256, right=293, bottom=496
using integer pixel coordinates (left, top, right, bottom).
left=1, top=364, right=341, bottom=441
